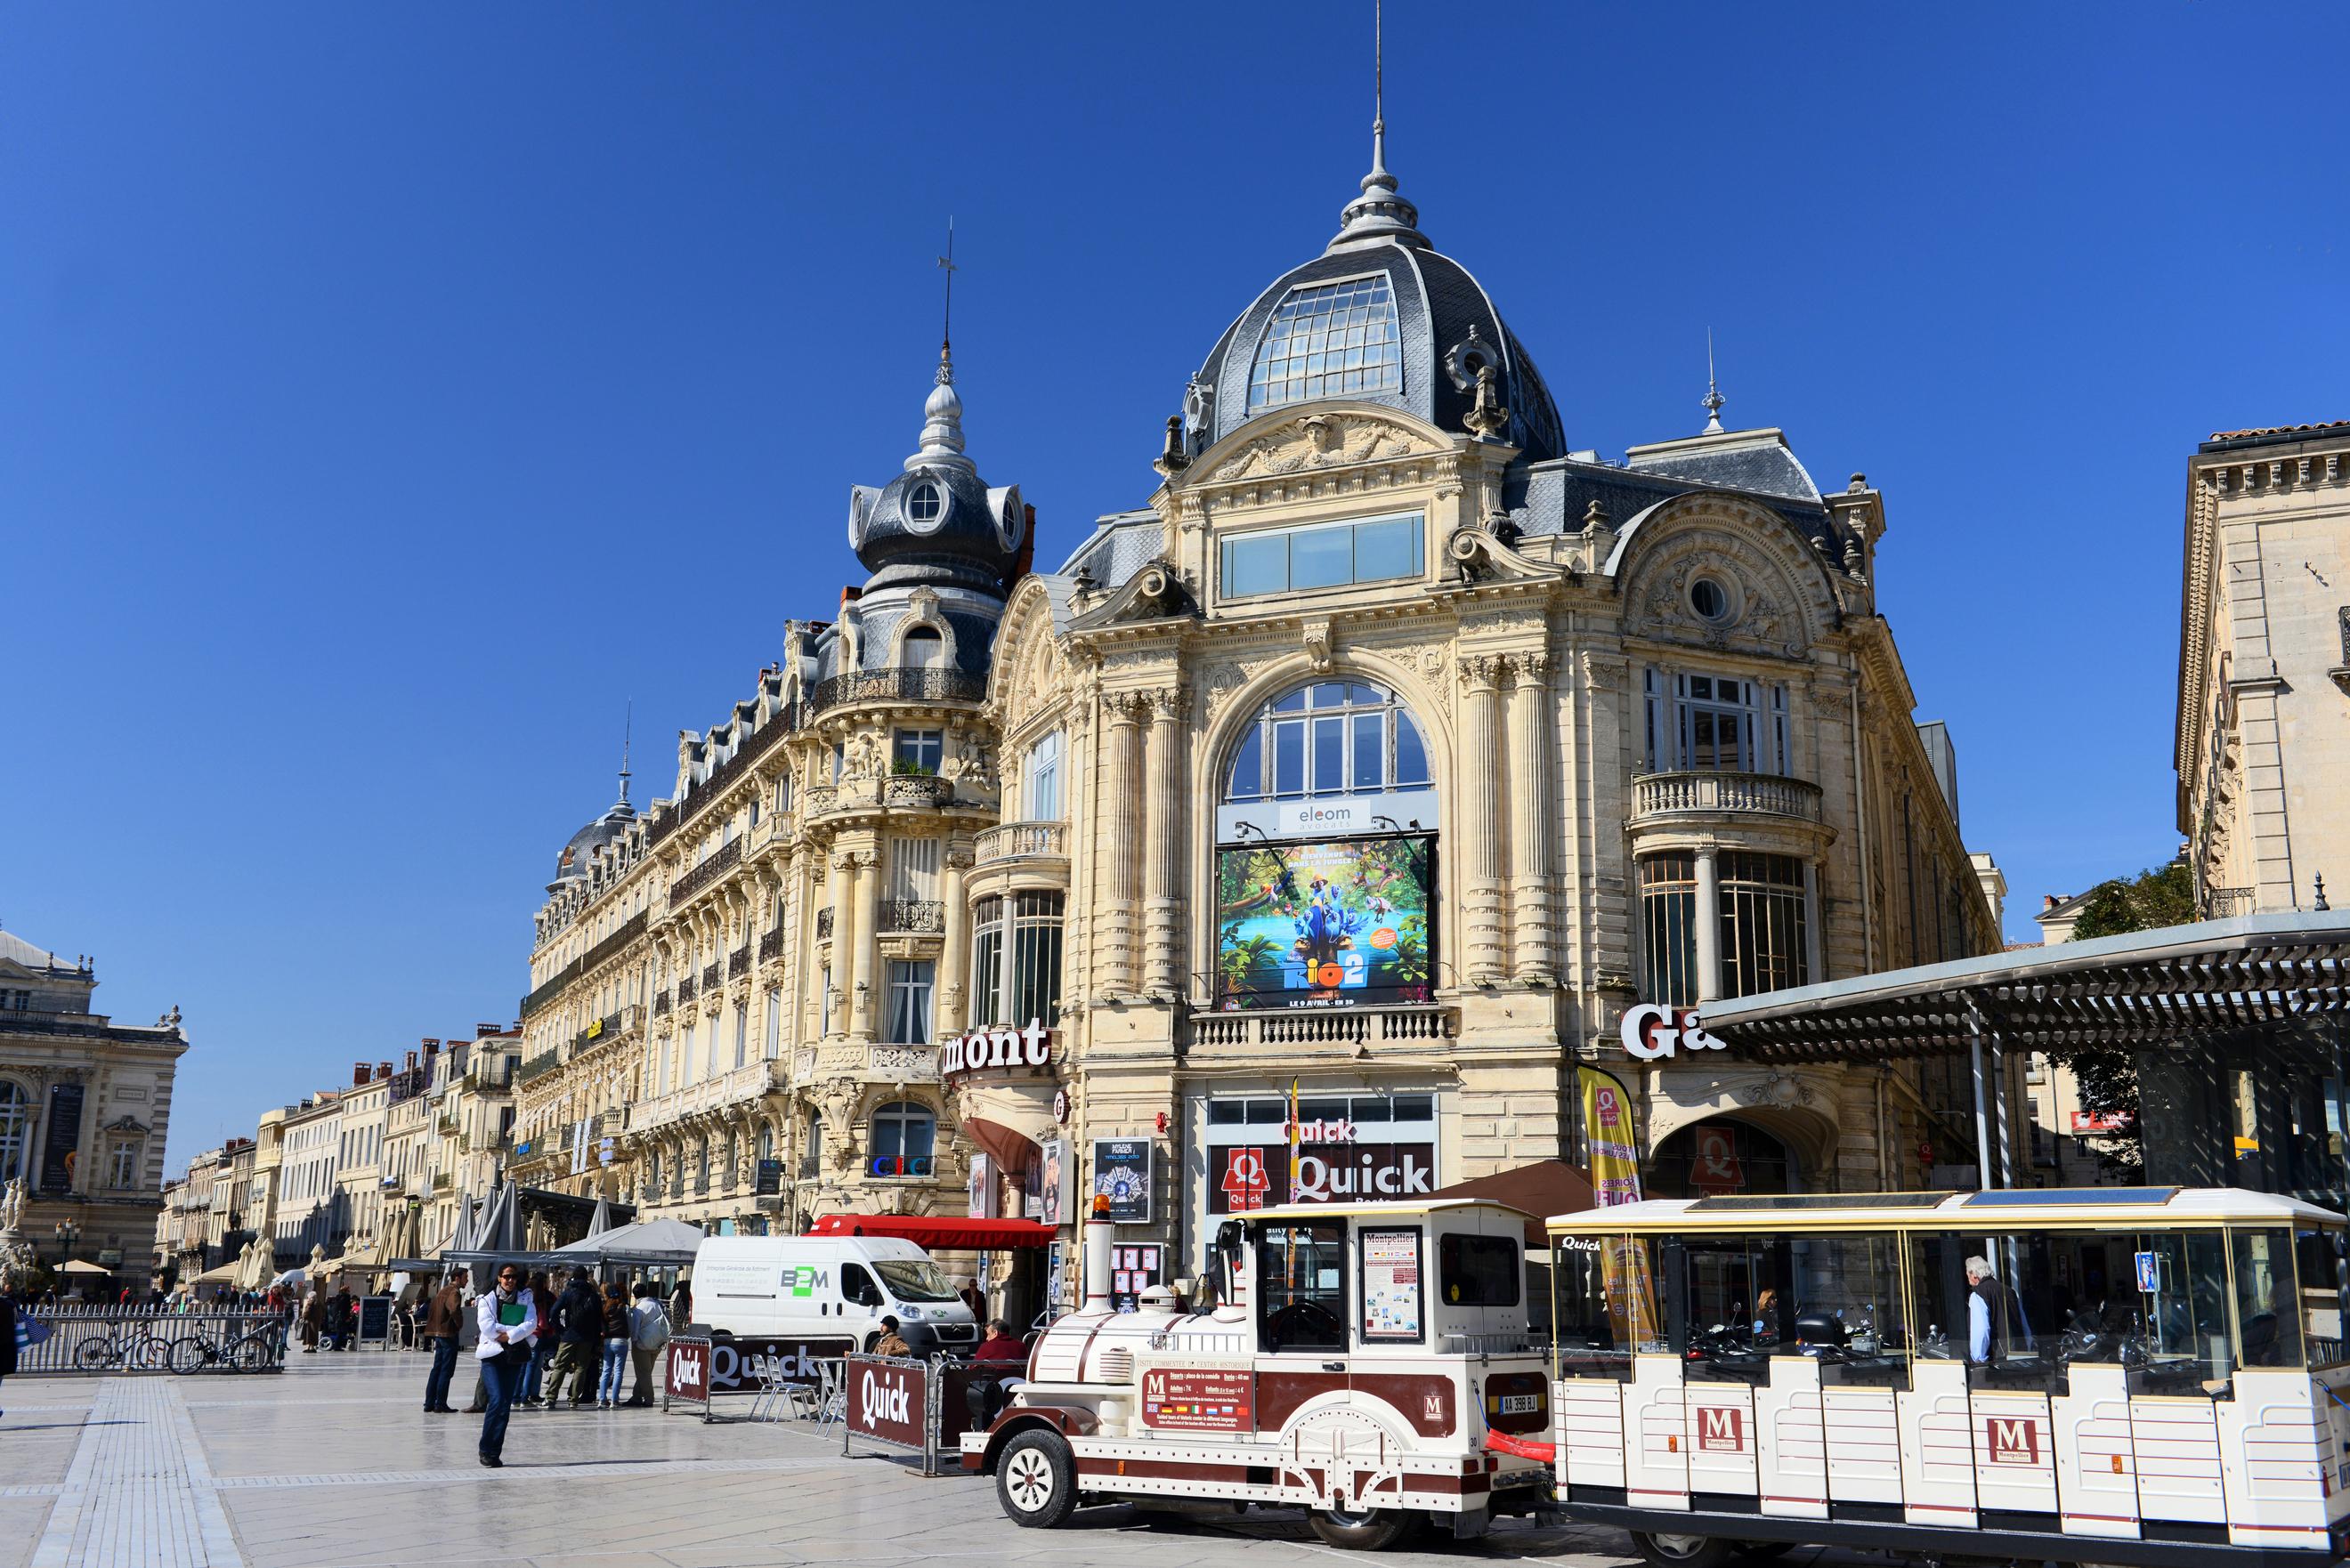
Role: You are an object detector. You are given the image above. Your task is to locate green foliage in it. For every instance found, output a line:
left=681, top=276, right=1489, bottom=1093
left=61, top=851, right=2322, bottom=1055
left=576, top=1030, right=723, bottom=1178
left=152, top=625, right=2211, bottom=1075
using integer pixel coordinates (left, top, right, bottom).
left=888, top=759, right=937, bottom=778
left=2046, top=856, right=2194, bottom=1180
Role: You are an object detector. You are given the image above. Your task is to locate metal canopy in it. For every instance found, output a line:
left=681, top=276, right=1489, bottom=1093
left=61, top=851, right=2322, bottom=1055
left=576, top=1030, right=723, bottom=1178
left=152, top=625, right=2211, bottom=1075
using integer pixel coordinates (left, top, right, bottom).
left=1698, top=911, right=2350, bottom=1063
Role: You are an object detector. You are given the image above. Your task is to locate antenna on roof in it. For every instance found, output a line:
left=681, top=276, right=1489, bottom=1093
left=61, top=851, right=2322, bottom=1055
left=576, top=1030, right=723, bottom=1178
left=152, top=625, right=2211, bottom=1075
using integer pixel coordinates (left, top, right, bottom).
left=1702, top=328, right=1726, bottom=434
left=936, top=216, right=958, bottom=385
left=618, top=700, right=633, bottom=805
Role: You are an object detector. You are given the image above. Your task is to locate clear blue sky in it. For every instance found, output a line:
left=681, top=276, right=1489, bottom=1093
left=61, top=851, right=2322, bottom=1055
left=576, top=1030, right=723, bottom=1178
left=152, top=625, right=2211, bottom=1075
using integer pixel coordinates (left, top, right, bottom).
left=5, top=4, right=2345, bottom=1171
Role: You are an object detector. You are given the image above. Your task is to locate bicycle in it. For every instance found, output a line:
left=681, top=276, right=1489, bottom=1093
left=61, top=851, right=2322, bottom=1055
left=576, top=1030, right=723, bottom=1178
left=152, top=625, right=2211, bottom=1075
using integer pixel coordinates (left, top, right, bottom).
left=73, top=1323, right=172, bottom=1371
left=170, top=1317, right=281, bottom=1373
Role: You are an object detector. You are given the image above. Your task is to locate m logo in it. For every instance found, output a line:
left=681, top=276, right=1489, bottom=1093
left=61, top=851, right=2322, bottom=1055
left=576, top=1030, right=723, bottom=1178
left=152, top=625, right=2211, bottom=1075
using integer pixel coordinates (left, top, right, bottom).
left=1986, top=1416, right=2038, bottom=1465
left=1697, top=1406, right=1745, bottom=1452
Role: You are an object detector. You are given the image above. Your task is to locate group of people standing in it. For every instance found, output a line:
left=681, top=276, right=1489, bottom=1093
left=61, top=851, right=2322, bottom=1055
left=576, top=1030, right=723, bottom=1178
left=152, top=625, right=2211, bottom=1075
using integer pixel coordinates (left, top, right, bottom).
left=414, top=1265, right=681, bottom=1467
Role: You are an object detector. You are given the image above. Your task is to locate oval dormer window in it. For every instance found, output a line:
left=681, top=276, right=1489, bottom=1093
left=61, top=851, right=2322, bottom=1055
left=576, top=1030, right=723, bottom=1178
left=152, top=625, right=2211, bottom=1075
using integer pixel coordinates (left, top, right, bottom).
left=906, top=481, right=944, bottom=530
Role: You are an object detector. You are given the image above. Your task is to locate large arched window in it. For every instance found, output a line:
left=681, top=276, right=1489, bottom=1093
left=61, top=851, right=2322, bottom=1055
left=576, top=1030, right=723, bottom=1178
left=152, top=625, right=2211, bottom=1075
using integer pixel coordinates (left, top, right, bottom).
left=1248, top=276, right=1401, bottom=413
left=869, top=1102, right=936, bottom=1178
left=0, top=1081, right=29, bottom=1184
left=1224, top=681, right=1431, bottom=804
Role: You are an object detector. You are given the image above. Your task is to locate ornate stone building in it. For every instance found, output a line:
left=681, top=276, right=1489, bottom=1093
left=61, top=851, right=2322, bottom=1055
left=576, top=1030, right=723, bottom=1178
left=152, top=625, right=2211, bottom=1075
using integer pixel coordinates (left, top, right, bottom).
left=0, top=927, right=186, bottom=1277
left=503, top=128, right=1998, bottom=1297
left=2176, top=419, right=2350, bottom=917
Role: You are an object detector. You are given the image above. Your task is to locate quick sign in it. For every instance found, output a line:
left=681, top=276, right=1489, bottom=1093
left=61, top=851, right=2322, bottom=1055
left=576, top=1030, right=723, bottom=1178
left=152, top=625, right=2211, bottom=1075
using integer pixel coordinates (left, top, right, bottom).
left=1618, top=1004, right=1723, bottom=1062
left=940, top=1019, right=1051, bottom=1082
left=847, top=1355, right=928, bottom=1452
left=700, top=1337, right=852, bottom=1395
left=665, top=1339, right=709, bottom=1400
left=1209, top=1142, right=1437, bottom=1214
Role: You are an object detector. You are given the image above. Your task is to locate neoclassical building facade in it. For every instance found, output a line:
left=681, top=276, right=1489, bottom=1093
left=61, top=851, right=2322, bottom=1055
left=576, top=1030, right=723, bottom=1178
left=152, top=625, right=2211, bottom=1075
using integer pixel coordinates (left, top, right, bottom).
left=504, top=140, right=2000, bottom=1300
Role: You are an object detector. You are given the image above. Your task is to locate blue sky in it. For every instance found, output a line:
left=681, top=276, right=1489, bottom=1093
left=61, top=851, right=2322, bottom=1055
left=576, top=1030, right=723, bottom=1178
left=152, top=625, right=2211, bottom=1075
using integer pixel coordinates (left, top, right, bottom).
left=4, top=4, right=2345, bottom=1170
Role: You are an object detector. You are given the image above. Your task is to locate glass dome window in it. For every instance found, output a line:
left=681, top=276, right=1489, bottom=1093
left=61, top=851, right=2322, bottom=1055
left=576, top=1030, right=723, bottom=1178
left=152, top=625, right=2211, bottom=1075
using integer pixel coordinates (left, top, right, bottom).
left=1247, top=275, right=1402, bottom=413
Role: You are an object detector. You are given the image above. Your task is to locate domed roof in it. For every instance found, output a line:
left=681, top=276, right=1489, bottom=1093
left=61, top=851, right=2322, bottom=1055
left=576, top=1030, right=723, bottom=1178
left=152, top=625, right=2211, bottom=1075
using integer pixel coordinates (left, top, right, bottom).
left=846, top=346, right=1025, bottom=597
left=554, top=796, right=634, bottom=883
left=1182, top=147, right=1564, bottom=464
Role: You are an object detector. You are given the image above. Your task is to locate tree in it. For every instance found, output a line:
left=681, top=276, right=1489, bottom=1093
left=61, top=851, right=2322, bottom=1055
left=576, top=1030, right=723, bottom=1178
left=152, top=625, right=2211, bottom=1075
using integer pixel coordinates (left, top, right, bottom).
left=2046, top=856, right=2195, bottom=1179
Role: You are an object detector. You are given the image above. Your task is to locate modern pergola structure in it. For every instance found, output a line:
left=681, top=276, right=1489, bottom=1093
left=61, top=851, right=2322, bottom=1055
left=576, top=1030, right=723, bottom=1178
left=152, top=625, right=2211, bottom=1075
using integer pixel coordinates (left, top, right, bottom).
left=1698, top=912, right=2350, bottom=1203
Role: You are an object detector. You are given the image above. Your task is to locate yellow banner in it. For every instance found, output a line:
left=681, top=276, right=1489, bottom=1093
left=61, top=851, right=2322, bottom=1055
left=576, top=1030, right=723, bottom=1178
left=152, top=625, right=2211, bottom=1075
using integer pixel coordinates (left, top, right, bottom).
left=1578, top=1065, right=1657, bottom=1348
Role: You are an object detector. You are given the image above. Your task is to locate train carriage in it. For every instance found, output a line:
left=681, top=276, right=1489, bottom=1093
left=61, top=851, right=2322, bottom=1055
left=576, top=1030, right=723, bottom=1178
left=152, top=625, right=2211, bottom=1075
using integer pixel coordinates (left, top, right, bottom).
left=1543, top=1187, right=2350, bottom=1568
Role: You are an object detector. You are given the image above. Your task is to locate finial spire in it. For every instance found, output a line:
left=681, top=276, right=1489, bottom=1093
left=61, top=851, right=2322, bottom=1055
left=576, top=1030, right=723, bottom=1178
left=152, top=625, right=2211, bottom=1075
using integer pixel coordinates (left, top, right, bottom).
left=1329, top=0, right=1424, bottom=251
left=909, top=220, right=975, bottom=473
left=1701, top=328, right=1726, bottom=434
left=617, top=700, right=632, bottom=805
left=936, top=216, right=957, bottom=385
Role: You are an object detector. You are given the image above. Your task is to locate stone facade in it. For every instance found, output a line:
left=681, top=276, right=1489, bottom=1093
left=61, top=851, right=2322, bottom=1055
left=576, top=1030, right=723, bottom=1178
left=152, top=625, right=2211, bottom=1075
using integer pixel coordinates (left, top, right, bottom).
left=0, top=928, right=186, bottom=1279
left=2177, top=420, right=2350, bottom=916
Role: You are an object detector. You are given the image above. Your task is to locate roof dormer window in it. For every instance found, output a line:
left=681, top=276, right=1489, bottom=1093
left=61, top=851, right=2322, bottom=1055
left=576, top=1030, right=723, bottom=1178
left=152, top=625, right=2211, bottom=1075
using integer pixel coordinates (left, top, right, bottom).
left=1248, top=275, right=1401, bottom=413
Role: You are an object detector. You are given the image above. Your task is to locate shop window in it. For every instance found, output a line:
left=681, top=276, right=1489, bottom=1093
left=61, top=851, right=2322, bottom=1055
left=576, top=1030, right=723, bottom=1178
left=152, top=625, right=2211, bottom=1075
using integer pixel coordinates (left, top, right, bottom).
left=1641, top=669, right=1791, bottom=774
left=870, top=1102, right=936, bottom=1178
left=1258, top=1221, right=1349, bottom=1353
left=1720, top=852, right=1808, bottom=997
left=1023, top=731, right=1064, bottom=820
left=884, top=961, right=935, bottom=1046
left=1638, top=854, right=1699, bottom=1007
left=1649, top=1119, right=1796, bottom=1200
left=1225, top=681, right=1431, bottom=803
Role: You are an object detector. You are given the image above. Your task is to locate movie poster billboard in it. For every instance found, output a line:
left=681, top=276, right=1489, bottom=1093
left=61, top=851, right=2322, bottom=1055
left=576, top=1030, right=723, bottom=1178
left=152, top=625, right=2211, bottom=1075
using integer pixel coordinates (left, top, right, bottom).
left=1214, top=835, right=1434, bottom=1009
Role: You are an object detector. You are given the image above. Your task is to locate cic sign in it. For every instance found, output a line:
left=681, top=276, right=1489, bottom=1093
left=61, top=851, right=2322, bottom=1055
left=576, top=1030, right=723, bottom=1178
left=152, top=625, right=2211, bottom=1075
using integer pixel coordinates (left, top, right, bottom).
left=940, top=1019, right=1052, bottom=1083
left=1619, top=1003, right=1726, bottom=1062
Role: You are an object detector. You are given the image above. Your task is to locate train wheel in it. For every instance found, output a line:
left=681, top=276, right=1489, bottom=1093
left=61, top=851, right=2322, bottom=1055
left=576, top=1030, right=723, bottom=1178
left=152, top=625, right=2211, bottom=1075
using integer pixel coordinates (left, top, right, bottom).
left=996, top=1429, right=1078, bottom=1530
left=1633, top=1532, right=1737, bottom=1568
left=1309, top=1504, right=1412, bottom=1551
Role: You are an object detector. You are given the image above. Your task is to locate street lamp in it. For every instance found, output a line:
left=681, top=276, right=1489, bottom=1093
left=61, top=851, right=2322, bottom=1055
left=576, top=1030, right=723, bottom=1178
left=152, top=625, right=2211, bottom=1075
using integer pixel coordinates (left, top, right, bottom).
left=53, top=1217, right=82, bottom=1260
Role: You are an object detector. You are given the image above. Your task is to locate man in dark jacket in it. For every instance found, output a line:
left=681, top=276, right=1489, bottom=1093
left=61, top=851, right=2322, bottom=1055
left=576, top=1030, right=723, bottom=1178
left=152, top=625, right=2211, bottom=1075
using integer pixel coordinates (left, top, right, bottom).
left=1, top=1277, right=20, bottom=1418
left=547, top=1269, right=603, bottom=1408
left=420, top=1273, right=466, bottom=1412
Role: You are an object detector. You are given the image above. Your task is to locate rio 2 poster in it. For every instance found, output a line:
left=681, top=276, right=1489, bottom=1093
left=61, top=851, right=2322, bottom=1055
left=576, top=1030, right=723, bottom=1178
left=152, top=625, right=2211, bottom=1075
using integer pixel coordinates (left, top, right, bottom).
left=1214, top=835, right=1434, bottom=1009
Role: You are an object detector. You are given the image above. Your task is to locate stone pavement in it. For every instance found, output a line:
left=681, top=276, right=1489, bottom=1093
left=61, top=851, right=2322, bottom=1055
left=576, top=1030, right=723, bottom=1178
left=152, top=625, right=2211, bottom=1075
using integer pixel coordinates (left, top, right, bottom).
left=0, top=1350, right=1711, bottom=1568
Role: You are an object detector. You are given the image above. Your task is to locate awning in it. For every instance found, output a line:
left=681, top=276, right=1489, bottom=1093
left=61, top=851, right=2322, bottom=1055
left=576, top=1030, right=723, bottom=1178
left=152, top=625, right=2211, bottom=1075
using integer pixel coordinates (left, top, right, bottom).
left=59, top=1259, right=111, bottom=1275
left=1427, top=1160, right=1593, bottom=1245
left=190, top=1262, right=241, bottom=1285
left=960, top=1118, right=1041, bottom=1183
left=809, top=1214, right=1056, bottom=1249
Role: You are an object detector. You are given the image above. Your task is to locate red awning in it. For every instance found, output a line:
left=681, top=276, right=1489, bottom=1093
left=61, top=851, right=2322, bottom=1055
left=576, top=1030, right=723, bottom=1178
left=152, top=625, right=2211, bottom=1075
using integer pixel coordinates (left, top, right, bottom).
left=960, top=1118, right=1041, bottom=1184
left=808, top=1214, right=1056, bottom=1250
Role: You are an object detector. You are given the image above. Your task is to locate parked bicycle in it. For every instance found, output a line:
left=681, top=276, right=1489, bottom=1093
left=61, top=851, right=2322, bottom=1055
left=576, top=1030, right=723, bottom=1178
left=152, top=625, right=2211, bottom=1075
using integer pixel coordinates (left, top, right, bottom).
left=169, top=1317, right=280, bottom=1373
left=73, top=1323, right=172, bottom=1370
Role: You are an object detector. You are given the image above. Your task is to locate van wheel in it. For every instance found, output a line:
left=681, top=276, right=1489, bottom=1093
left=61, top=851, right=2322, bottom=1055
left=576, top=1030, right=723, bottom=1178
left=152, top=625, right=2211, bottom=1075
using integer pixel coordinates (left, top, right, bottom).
left=996, top=1429, right=1078, bottom=1529
left=1309, top=1505, right=1411, bottom=1550
left=1634, top=1534, right=1735, bottom=1568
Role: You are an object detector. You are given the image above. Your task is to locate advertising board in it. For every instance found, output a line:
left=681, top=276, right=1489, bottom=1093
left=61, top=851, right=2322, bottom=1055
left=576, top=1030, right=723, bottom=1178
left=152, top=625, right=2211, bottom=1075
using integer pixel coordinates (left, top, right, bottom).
left=1139, top=1366, right=1254, bottom=1433
left=1209, top=1141, right=1436, bottom=1214
left=844, top=1354, right=934, bottom=1470
left=1213, top=835, right=1434, bottom=1010
left=1092, top=1138, right=1154, bottom=1224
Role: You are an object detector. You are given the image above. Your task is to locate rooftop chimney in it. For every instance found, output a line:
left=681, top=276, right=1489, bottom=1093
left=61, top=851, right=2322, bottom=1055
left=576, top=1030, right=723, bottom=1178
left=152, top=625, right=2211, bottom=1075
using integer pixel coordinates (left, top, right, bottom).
left=405, top=1050, right=418, bottom=1071
left=377, top=1061, right=394, bottom=1080
left=352, top=1063, right=371, bottom=1086
left=475, top=1023, right=502, bottom=1037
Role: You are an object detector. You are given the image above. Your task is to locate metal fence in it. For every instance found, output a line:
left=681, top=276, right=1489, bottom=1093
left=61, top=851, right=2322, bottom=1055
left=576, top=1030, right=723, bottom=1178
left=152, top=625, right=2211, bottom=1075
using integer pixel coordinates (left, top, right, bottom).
left=15, top=1305, right=293, bottom=1376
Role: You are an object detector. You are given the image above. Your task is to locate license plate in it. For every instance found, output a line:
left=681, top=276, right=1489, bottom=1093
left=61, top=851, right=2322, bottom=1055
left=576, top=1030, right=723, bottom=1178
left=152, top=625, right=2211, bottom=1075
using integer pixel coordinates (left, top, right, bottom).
left=1497, top=1394, right=1539, bottom=1415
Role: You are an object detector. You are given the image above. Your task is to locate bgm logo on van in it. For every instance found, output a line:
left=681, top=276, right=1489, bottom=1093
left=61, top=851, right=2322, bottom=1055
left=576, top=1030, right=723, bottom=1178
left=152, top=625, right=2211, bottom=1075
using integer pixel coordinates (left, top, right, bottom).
left=848, top=1359, right=928, bottom=1451
left=1986, top=1416, right=2040, bottom=1466
left=782, top=1265, right=828, bottom=1298
left=1618, top=1003, right=1724, bottom=1062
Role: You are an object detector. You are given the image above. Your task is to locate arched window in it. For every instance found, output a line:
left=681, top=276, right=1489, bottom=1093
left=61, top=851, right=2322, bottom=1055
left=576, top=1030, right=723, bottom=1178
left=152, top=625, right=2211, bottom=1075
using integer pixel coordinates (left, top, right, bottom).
left=1248, top=276, right=1401, bottom=413
left=869, top=1102, right=936, bottom=1178
left=1224, top=681, right=1431, bottom=804
left=0, top=1081, right=32, bottom=1184
left=903, top=626, right=944, bottom=671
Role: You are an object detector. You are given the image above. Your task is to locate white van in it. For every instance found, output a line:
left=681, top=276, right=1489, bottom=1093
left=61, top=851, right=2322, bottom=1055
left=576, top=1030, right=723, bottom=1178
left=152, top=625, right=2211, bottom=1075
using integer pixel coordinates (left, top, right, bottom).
left=689, top=1234, right=978, bottom=1354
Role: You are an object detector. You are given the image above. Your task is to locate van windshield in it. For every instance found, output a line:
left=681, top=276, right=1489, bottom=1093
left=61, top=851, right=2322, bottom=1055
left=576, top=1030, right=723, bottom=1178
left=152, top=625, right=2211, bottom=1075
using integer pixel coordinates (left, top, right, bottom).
left=875, top=1259, right=960, bottom=1303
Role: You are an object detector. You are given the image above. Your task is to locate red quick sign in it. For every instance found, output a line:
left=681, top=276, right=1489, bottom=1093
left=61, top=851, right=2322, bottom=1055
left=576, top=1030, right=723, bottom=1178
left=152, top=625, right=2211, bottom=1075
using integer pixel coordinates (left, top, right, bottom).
left=847, top=1357, right=928, bottom=1452
left=664, top=1340, right=709, bottom=1401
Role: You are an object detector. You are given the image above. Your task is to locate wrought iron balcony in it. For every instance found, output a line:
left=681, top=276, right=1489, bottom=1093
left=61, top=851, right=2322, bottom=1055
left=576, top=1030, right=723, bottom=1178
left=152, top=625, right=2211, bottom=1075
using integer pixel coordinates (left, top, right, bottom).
left=701, top=962, right=720, bottom=990
left=652, top=990, right=672, bottom=1017
left=676, top=974, right=696, bottom=1005
left=669, top=837, right=743, bottom=906
left=973, top=820, right=1067, bottom=867
left=758, top=926, right=784, bottom=963
left=883, top=773, right=948, bottom=809
left=1629, top=771, right=1824, bottom=825
left=2203, top=885, right=2254, bottom=918
left=879, top=899, right=945, bottom=934
left=806, top=667, right=985, bottom=715
left=728, top=946, right=750, bottom=979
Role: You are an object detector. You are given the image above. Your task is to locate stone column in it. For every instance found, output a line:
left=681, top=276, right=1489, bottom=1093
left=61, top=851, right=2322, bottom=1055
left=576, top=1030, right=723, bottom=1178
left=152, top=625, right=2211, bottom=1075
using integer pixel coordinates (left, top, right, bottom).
left=1099, top=694, right=1143, bottom=998
left=938, top=846, right=972, bottom=1036
left=1458, top=655, right=1508, bottom=982
left=1143, top=687, right=1189, bottom=996
left=1506, top=653, right=1554, bottom=982
left=1694, top=844, right=1722, bottom=1004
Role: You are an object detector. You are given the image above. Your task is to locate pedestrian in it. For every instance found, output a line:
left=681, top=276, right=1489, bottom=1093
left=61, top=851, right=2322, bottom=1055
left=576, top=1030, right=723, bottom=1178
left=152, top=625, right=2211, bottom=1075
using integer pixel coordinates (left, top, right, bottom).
left=459, top=1277, right=489, bottom=1412
left=474, top=1262, right=537, bottom=1467
left=547, top=1268, right=601, bottom=1408
left=420, top=1272, right=465, bottom=1413
left=626, top=1281, right=670, bottom=1407
left=972, top=1317, right=1027, bottom=1364
left=300, top=1288, right=325, bottom=1352
left=1, top=1273, right=21, bottom=1420
left=1965, top=1255, right=2014, bottom=1364
left=520, top=1272, right=557, bottom=1406
left=669, top=1273, right=692, bottom=1327
left=595, top=1281, right=629, bottom=1409
left=873, top=1314, right=912, bottom=1358
left=956, top=1275, right=985, bottom=1321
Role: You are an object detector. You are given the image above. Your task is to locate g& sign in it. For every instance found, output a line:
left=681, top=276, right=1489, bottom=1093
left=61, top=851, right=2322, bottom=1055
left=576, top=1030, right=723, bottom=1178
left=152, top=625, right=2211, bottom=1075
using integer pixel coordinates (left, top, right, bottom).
left=1619, top=1003, right=1724, bottom=1062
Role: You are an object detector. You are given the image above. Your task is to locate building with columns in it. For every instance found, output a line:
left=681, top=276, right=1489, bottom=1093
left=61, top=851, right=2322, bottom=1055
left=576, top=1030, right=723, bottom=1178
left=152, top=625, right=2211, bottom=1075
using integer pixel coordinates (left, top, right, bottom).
left=2176, top=419, right=2350, bottom=917
left=502, top=123, right=1999, bottom=1305
left=0, top=927, right=186, bottom=1279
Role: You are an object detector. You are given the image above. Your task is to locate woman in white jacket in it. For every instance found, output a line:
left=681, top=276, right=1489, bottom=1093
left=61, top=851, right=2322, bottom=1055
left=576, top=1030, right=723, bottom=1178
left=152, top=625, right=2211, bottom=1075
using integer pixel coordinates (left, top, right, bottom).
left=474, top=1263, right=538, bottom=1467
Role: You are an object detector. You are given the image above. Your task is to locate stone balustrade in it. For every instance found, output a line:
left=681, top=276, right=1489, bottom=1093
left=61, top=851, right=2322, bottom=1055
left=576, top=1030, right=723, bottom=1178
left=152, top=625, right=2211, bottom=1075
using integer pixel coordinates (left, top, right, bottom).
left=1629, top=770, right=1824, bottom=823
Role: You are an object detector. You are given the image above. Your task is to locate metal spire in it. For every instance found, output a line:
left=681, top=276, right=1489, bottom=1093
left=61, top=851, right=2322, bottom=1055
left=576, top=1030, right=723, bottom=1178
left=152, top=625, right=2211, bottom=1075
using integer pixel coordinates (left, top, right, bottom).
left=1701, top=328, right=1726, bottom=434
left=910, top=219, right=974, bottom=473
left=617, top=700, right=632, bottom=806
left=1372, top=0, right=1386, bottom=179
left=936, top=216, right=957, bottom=386
left=1329, top=0, right=1423, bottom=251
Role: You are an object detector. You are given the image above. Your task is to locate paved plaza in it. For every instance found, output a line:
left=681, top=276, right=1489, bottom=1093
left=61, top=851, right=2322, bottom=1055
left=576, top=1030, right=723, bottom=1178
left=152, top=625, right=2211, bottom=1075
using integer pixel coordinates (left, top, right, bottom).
left=0, top=1351, right=1685, bottom=1568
